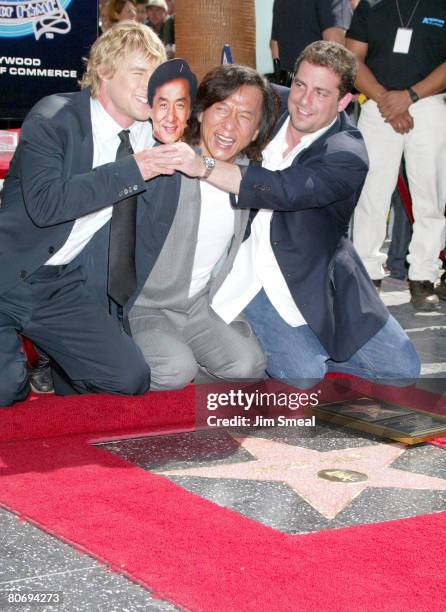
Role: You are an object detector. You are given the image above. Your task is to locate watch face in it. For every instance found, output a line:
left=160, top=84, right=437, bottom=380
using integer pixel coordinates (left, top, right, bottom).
left=409, top=88, right=419, bottom=103
left=203, top=156, right=216, bottom=169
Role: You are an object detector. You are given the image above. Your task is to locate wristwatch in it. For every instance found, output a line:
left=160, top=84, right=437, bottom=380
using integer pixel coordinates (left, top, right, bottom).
left=201, top=155, right=216, bottom=179
left=407, top=87, right=419, bottom=104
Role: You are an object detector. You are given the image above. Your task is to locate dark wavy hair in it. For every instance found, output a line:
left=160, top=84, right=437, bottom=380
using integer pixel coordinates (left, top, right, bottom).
left=185, top=64, right=280, bottom=161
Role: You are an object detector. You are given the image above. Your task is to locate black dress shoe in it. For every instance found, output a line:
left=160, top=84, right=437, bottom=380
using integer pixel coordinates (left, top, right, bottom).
left=372, top=279, right=382, bottom=292
left=409, top=280, right=440, bottom=311
left=29, top=349, right=54, bottom=394
left=435, top=272, right=446, bottom=301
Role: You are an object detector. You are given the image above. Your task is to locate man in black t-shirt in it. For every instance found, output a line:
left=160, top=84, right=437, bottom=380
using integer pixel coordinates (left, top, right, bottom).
left=346, top=0, right=446, bottom=310
left=270, top=0, right=352, bottom=83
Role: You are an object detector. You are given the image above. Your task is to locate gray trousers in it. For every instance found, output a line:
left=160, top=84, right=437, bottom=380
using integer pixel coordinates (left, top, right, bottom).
left=129, top=294, right=266, bottom=390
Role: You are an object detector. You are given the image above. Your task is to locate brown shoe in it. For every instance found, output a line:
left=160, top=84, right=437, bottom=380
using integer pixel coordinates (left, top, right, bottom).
left=409, top=280, right=440, bottom=311
left=435, top=272, right=446, bottom=301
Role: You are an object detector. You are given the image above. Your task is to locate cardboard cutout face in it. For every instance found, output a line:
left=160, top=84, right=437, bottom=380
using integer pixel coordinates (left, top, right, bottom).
left=149, top=78, right=191, bottom=143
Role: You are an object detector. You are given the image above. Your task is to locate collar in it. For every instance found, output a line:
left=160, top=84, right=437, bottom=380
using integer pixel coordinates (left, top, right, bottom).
left=263, top=116, right=337, bottom=167
left=90, top=97, right=146, bottom=147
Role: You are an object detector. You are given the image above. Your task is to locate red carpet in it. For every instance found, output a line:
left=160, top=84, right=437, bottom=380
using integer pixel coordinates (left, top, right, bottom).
left=1, top=385, right=445, bottom=611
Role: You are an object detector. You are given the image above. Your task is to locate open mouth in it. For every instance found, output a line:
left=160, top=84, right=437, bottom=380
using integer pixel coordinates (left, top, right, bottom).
left=162, top=124, right=178, bottom=133
left=215, top=133, right=235, bottom=149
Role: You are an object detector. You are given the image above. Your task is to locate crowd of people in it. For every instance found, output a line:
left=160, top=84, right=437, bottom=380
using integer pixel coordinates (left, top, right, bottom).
left=1, top=0, right=445, bottom=407
left=100, top=0, right=175, bottom=56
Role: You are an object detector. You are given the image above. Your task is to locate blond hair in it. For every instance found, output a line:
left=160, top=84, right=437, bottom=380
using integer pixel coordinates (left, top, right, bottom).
left=80, top=21, right=166, bottom=97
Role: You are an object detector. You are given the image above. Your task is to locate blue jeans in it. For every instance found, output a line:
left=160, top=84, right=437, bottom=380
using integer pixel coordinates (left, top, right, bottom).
left=243, top=289, right=420, bottom=389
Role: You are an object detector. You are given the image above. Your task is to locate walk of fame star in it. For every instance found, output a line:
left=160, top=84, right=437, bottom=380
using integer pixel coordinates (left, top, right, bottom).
left=159, top=436, right=446, bottom=519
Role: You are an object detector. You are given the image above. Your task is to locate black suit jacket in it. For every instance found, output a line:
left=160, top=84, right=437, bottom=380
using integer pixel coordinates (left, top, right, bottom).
left=235, top=110, right=389, bottom=361
left=0, top=88, right=153, bottom=299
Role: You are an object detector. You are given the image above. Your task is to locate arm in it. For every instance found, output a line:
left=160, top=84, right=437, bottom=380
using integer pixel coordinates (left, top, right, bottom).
left=345, top=37, right=413, bottom=133
left=236, top=147, right=368, bottom=212
left=151, top=138, right=369, bottom=210
left=344, top=38, right=386, bottom=101
left=319, top=0, right=352, bottom=46
left=270, top=0, right=279, bottom=61
left=322, top=26, right=346, bottom=46
left=270, top=39, right=279, bottom=61
left=19, top=116, right=173, bottom=228
left=379, top=61, right=446, bottom=120
left=148, top=142, right=243, bottom=193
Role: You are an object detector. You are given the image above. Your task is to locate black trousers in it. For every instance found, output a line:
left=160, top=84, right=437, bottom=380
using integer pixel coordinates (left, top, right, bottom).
left=0, top=264, right=150, bottom=407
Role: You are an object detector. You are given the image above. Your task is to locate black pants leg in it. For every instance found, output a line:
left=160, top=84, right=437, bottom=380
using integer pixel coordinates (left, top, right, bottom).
left=0, top=264, right=150, bottom=407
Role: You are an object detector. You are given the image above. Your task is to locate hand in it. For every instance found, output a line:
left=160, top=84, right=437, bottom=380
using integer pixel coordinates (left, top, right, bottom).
left=388, top=110, right=414, bottom=134
left=377, top=90, right=412, bottom=122
left=133, top=147, right=178, bottom=181
left=147, top=142, right=205, bottom=178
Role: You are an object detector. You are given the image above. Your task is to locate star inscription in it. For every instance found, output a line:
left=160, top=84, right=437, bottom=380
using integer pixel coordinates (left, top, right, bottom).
left=158, top=437, right=446, bottom=519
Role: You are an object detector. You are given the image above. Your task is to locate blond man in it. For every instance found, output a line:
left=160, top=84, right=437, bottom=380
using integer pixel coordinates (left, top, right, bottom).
left=0, top=22, right=167, bottom=407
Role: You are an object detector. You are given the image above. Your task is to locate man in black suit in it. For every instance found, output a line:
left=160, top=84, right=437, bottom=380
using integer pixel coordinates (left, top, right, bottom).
left=154, top=41, right=420, bottom=387
left=0, top=22, right=167, bottom=407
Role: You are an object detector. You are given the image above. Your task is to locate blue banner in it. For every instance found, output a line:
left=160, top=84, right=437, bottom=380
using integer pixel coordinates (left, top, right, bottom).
left=0, top=1, right=98, bottom=120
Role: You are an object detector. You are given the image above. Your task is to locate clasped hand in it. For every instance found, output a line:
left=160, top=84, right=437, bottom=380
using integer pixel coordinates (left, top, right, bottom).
left=134, top=142, right=202, bottom=181
left=377, top=90, right=414, bottom=134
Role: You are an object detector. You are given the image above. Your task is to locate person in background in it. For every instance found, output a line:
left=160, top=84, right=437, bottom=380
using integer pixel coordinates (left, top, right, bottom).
left=135, top=0, right=148, bottom=24
left=108, top=0, right=137, bottom=25
left=146, top=0, right=167, bottom=38
left=99, top=0, right=112, bottom=33
left=346, top=0, right=446, bottom=311
left=163, top=0, right=175, bottom=58
left=270, top=0, right=352, bottom=85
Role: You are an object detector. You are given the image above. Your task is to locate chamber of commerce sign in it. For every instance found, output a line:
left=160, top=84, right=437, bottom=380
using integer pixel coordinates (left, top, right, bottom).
left=0, top=0, right=97, bottom=120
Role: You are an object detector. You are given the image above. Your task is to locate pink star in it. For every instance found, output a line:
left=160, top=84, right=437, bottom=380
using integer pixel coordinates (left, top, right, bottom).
left=159, top=437, right=446, bottom=519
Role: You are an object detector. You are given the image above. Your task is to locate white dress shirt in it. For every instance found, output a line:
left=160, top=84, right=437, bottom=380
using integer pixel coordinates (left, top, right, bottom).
left=211, top=116, right=335, bottom=325
left=46, top=98, right=154, bottom=265
left=188, top=181, right=235, bottom=298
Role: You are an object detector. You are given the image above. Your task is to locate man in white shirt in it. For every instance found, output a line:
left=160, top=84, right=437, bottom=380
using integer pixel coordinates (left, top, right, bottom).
left=128, top=64, right=280, bottom=389
left=0, top=22, right=168, bottom=407
left=154, top=42, right=420, bottom=388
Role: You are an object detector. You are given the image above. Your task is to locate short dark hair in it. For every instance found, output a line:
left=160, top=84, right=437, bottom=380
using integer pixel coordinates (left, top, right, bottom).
left=147, top=58, right=197, bottom=105
left=294, top=41, right=357, bottom=98
left=185, top=64, right=280, bottom=161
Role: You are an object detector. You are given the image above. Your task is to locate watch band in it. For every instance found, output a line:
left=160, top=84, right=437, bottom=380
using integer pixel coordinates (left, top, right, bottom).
left=201, top=155, right=216, bottom=179
left=407, top=87, right=419, bottom=104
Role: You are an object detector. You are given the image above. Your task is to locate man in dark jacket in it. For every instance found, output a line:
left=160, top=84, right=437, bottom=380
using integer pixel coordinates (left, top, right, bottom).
left=0, top=22, right=167, bottom=407
left=153, top=41, right=420, bottom=387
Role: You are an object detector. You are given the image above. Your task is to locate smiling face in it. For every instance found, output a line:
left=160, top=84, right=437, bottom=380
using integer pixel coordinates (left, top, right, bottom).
left=198, top=85, right=263, bottom=163
left=98, top=50, right=156, bottom=127
left=150, top=78, right=191, bottom=143
left=147, top=6, right=166, bottom=27
left=287, top=60, right=352, bottom=147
